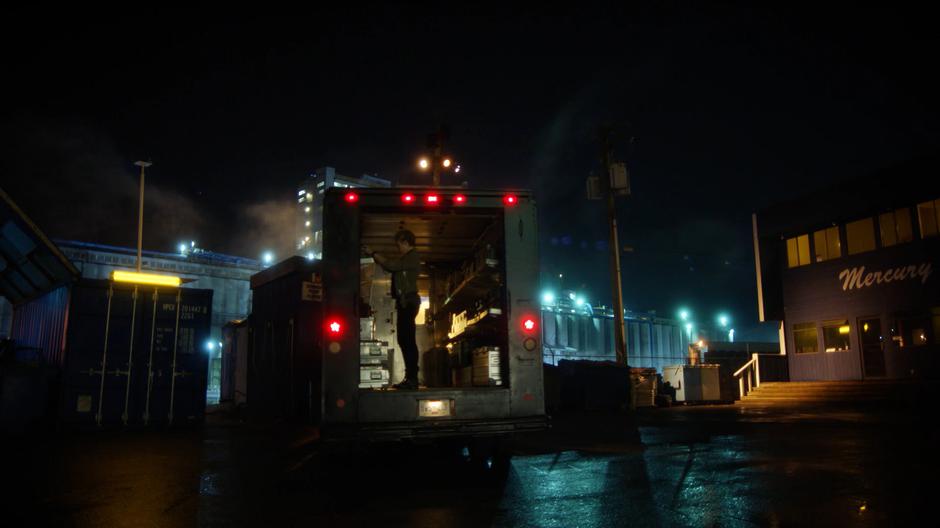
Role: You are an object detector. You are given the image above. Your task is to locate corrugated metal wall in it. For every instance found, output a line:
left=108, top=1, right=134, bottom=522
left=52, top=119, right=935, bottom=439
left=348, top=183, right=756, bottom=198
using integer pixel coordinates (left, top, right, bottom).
left=10, top=285, right=71, bottom=367
left=541, top=310, right=687, bottom=372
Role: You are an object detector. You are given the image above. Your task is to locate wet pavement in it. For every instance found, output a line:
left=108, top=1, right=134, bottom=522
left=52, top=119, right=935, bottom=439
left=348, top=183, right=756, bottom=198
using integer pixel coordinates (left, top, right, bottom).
left=5, top=401, right=936, bottom=527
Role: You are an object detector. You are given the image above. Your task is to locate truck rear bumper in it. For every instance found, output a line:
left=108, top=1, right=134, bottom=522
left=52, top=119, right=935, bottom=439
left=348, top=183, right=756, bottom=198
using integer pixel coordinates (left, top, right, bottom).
left=321, top=415, right=548, bottom=443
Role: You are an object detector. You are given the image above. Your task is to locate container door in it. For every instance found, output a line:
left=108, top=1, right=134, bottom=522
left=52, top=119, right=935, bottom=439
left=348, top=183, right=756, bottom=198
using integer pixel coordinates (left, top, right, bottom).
left=858, top=317, right=886, bottom=378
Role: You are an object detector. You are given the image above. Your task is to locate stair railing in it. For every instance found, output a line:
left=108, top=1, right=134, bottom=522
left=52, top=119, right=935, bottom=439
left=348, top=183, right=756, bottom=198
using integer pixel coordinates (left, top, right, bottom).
left=733, top=353, right=761, bottom=399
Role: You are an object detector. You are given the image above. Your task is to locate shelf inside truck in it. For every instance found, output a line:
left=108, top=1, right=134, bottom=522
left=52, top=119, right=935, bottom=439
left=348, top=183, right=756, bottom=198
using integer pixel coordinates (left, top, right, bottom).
left=446, top=310, right=504, bottom=343
left=439, top=262, right=500, bottom=315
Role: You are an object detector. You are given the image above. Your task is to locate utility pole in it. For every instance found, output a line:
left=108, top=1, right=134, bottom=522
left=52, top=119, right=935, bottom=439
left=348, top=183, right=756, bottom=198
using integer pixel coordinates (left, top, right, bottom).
left=430, top=128, right=443, bottom=187
left=134, top=160, right=152, bottom=272
left=598, top=126, right=634, bottom=410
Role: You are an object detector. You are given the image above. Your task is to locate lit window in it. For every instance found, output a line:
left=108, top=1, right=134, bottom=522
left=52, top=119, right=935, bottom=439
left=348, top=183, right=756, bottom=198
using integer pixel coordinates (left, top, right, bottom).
left=822, top=320, right=851, bottom=352
left=879, top=208, right=913, bottom=247
left=897, top=314, right=934, bottom=348
left=917, top=199, right=940, bottom=238
left=846, top=217, right=876, bottom=255
left=786, top=234, right=811, bottom=268
left=813, top=226, right=841, bottom=262
left=793, top=322, right=818, bottom=354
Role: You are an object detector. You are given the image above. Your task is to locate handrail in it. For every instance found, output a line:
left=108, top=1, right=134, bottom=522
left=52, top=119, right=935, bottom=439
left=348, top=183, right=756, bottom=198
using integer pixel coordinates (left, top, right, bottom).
left=733, top=353, right=762, bottom=399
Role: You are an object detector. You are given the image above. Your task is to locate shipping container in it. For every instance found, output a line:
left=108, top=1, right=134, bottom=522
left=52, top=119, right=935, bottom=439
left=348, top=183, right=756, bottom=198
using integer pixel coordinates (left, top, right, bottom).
left=10, top=278, right=212, bottom=428
left=247, top=257, right=323, bottom=424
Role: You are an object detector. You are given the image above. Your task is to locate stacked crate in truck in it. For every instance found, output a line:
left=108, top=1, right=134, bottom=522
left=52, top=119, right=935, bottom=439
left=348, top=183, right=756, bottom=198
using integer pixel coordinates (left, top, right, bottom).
left=472, top=346, right=502, bottom=386
left=359, top=259, right=393, bottom=389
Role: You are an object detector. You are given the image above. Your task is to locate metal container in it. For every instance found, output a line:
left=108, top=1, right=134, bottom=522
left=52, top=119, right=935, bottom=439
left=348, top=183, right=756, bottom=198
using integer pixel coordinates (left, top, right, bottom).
left=248, top=257, right=324, bottom=424
left=51, top=278, right=213, bottom=427
left=661, top=364, right=721, bottom=402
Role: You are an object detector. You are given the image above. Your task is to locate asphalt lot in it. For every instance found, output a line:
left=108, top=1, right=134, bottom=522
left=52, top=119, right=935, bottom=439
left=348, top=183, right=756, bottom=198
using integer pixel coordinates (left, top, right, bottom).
left=5, top=400, right=935, bottom=527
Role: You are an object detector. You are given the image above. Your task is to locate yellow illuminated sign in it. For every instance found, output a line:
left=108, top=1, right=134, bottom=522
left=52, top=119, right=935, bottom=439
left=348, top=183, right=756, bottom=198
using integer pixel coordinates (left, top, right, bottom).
left=110, top=270, right=182, bottom=287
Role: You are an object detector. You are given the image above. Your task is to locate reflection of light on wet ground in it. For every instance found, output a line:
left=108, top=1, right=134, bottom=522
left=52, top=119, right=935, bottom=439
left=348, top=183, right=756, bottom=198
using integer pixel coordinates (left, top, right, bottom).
left=496, top=452, right=610, bottom=527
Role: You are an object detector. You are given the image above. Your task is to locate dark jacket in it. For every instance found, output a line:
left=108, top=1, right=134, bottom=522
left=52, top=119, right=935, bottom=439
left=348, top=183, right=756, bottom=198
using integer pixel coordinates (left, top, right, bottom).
left=379, top=249, right=421, bottom=308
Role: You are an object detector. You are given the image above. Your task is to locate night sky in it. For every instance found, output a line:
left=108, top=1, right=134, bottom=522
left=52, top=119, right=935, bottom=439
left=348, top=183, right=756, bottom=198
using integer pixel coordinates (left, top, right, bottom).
left=3, top=6, right=938, bottom=340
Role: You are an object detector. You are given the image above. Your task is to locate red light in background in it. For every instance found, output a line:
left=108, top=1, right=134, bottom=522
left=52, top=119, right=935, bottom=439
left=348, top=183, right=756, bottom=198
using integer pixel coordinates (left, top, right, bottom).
left=503, top=194, right=518, bottom=206
left=344, top=192, right=359, bottom=203
left=328, top=319, right=343, bottom=335
left=402, top=193, right=415, bottom=204
left=523, top=318, right=536, bottom=332
left=425, top=194, right=440, bottom=204
left=453, top=194, right=467, bottom=204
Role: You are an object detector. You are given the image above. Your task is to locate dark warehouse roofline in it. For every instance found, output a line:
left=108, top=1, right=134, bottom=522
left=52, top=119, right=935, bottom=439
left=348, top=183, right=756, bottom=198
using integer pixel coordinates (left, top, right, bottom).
left=53, top=239, right=262, bottom=269
left=755, top=155, right=940, bottom=238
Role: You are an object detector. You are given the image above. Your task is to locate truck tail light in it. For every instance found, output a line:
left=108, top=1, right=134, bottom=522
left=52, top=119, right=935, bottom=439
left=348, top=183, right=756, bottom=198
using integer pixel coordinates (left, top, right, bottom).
left=327, top=319, right=343, bottom=336
left=453, top=194, right=466, bottom=205
left=522, top=317, right=537, bottom=332
left=402, top=193, right=415, bottom=204
left=503, top=194, right=517, bottom=206
left=425, top=194, right=440, bottom=205
left=344, top=192, right=359, bottom=203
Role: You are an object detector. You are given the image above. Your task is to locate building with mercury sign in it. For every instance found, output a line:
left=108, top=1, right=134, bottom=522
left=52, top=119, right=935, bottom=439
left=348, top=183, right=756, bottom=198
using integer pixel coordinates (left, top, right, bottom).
left=753, top=158, right=940, bottom=381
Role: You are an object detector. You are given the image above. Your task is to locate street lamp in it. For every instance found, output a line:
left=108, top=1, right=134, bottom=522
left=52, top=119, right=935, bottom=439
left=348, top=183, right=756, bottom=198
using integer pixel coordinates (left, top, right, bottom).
left=685, top=322, right=693, bottom=342
left=718, top=314, right=729, bottom=327
left=679, top=309, right=689, bottom=322
left=134, top=160, right=152, bottom=272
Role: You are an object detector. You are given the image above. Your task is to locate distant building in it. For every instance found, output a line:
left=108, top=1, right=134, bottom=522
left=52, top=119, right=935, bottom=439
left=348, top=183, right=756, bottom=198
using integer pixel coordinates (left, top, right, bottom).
left=297, top=167, right=390, bottom=258
left=753, top=158, right=940, bottom=381
left=540, top=305, right=692, bottom=372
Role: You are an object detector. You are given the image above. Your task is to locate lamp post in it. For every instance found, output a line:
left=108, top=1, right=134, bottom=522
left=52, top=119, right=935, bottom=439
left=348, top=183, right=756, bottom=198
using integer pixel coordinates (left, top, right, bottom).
left=134, top=161, right=152, bottom=272
left=418, top=125, right=456, bottom=187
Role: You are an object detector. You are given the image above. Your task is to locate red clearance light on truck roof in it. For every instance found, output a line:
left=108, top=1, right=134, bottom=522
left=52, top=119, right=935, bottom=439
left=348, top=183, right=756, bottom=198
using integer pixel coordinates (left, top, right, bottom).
left=327, top=319, right=343, bottom=335
left=425, top=194, right=440, bottom=205
left=401, top=193, right=416, bottom=204
left=453, top=194, right=466, bottom=204
left=503, top=194, right=518, bottom=206
left=344, top=192, right=359, bottom=203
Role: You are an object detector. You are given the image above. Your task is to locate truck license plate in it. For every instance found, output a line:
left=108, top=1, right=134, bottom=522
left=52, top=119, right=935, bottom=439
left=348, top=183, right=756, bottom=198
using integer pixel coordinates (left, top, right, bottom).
left=418, top=399, right=454, bottom=418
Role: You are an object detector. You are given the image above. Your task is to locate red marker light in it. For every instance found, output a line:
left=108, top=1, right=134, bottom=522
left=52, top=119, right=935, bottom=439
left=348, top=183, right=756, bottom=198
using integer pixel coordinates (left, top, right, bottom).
left=344, top=192, right=359, bottom=203
left=327, top=319, right=343, bottom=335
left=503, top=194, right=518, bottom=206
left=523, top=318, right=536, bottom=332
left=402, top=193, right=415, bottom=204
left=425, top=194, right=440, bottom=205
left=453, top=194, right=467, bottom=204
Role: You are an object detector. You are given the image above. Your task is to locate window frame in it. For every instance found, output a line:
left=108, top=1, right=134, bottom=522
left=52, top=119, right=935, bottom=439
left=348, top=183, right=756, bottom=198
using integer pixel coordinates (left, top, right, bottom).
left=917, top=199, right=940, bottom=239
left=813, top=226, right=841, bottom=263
left=792, top=322, right=819, bottom=354
left=846, top=217, right=876, bottom=255
left=786, top=234, right=811, bottom=268
left=821, top=319, right=851, bottom=353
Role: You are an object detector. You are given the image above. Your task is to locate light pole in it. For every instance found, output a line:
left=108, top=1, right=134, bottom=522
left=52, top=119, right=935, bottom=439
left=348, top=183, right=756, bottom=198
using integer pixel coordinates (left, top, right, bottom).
left=134, top=161, right=152, bottom=272
left=418, top=125, right=456, bottom=187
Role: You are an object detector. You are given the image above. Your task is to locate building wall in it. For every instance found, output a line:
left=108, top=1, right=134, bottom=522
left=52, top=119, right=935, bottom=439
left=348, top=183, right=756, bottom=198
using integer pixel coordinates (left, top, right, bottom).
left=781, top=237, right=940, bottom=380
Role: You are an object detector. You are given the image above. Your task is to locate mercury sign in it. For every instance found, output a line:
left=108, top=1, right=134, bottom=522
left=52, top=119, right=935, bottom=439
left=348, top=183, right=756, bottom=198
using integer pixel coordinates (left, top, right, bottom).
left=838, top=262, right=933, bottom=291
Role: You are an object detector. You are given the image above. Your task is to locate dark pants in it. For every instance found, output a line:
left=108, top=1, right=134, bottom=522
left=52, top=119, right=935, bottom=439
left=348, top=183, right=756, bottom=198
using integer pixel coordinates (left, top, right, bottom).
left=396, top=301, right=420, bottom=381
